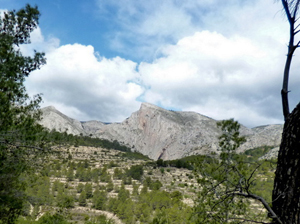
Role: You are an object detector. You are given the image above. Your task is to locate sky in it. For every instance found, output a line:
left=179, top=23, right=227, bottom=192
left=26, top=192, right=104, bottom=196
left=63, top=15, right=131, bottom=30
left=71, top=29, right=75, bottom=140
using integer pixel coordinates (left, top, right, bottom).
left=1, top=0, right=299, bottom=127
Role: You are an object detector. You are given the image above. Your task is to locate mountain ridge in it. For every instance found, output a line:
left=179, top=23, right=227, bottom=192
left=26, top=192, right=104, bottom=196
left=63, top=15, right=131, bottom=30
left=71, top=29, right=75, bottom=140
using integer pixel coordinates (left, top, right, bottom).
left=40, top=103, right=283, bottom=160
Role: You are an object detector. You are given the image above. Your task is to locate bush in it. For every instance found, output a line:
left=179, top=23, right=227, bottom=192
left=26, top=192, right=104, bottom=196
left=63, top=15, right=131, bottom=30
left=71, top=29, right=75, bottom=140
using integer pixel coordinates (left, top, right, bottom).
left=127, top=165, right=144, bottom=181
left=78, top=190, right=87, bottom=207
left=38, top=212, right=69, bottom=224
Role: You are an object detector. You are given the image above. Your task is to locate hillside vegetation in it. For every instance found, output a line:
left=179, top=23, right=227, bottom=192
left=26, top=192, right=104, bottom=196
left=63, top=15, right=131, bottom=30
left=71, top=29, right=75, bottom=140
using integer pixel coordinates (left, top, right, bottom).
left=15, top=131, right=276, bottom=224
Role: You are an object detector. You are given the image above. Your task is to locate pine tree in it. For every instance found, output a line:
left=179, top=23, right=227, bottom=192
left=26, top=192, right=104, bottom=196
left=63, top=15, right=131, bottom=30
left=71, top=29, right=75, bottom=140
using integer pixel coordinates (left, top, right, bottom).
left=0, top=4, right=47, bottom=223
left=78, top=190, right=87, bottom=207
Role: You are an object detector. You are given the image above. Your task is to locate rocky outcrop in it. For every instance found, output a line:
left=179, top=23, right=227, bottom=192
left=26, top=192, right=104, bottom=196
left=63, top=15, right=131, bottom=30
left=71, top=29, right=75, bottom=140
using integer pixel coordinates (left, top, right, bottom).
left=40, top=103, right=283, bottom=160
left=259, top=147, right=280, bottom=160
left=238, top=125, right=283, bottom=152
left=40, top=106, right=85, bottom=135
left=94, top=103, right=222, bottom=160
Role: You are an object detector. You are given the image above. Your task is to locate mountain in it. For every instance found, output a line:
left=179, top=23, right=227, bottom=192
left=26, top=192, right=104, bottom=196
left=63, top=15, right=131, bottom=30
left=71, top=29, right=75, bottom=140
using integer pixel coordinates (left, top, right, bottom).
left=39, top=106, right=85, bottom=135
left=40, top=103, right=283, bottom=160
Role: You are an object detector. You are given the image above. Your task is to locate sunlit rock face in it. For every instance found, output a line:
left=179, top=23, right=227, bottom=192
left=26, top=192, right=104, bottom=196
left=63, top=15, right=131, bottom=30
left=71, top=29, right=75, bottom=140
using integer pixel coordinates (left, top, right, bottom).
left=40, top=103, right=283, bottom=160
left=40, top=106, right=86, bottom=135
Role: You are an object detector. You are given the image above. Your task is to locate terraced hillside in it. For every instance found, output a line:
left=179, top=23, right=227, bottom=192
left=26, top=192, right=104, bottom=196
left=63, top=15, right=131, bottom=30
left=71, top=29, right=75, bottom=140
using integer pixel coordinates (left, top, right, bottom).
left=16, top=133, right=276, bottom=224
left=18, top=146, right=200, bottom=224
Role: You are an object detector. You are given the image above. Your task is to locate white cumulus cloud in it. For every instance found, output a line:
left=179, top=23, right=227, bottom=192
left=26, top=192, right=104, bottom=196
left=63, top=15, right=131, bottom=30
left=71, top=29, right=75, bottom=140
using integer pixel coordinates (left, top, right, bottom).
left=138, top=31, right=286, bottom=127
left=26, top=43, right=143, bottom=122
left=23, top=0, right=300, bottom=128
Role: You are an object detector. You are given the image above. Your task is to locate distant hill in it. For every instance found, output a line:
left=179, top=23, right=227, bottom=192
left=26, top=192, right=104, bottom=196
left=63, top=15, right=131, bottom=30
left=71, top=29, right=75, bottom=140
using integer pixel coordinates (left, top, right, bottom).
left=40, top=103, right=283, bottom=160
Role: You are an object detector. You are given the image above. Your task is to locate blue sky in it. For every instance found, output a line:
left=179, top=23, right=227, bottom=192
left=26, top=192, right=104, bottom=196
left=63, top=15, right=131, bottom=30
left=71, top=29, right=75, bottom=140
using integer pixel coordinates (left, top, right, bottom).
left=1, top=1, right=120, bottom=58
left=1, top=0, right=299, bottom=127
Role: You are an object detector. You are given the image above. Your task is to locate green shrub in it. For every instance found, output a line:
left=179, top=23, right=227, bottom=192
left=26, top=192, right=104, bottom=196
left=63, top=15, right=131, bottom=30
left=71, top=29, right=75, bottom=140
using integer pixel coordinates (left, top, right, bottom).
left=38, top=212, right=69, bottom=224
left=126, top=165, right=144, bottom=181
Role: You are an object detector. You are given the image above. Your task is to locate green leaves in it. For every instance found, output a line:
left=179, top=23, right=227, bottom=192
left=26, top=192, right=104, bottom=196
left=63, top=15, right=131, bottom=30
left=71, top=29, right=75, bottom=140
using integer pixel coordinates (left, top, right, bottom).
left=0, top=4, right=40, bottom=45
left=0, top=4, right=47, bottom=223
left=193, top=119, right=271, bottom=223
left=217, top=118, right=246, bottom=153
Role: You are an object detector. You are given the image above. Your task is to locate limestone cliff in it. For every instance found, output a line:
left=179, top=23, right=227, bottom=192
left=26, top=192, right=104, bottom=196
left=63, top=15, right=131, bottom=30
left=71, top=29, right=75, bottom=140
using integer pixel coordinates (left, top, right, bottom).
left=39, top=106, right=85, bottom=135
left=40, top=103, right=283, bottom=160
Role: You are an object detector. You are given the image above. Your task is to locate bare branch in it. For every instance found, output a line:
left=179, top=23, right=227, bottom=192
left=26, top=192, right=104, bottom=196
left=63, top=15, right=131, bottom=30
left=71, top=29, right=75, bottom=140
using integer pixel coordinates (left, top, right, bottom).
left=282, top=0, right=293, bottom=22
left=294, top=22, right=300, bottom=31
left=229, top=217, right=272, bottom=224
left=292, top=0, right=300, bottom=18
left=232, top=192, right=283, bottom=224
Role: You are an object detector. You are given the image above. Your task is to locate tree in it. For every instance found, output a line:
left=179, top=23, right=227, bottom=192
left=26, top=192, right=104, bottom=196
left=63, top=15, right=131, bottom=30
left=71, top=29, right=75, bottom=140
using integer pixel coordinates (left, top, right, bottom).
left=38, top=212, right=69, bottom=224
left=126, top=165, right=144, bottom=181
left=193, top=119, right=277, bottom=223
left=85, top=183, right=93, bottom=199
left=66, top=167, right=74, bottom=181
left=0, top=4, right=47, bottom=223
left=118, top=183, right=130, bottom=203
left=56, top=188, right=75, bottom=209
left=106, top=178, right=114, bottom=192
left=272, top=1, right=300, bottom=223
left=78, top=190, right=87, bottom=207
left=92, top=188, right=108, bottom=210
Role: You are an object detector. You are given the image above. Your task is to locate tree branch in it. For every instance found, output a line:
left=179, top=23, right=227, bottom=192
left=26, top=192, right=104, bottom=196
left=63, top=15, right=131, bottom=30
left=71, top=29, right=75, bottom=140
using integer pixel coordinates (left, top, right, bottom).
left=229, top=217, right=272, bottom=224
left=232, top=192, right=283, bottom=224
left=282, top=0, right=293, bottom=23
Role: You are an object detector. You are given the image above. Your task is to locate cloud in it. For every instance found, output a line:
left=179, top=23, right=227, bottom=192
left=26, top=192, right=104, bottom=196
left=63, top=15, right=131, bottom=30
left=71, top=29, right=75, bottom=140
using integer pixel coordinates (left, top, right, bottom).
left=95, top=0, right=287, bottom=61
left=138, top=31, right=286, bottom=127
left=19, top=27, right=60, bottom=56
left=95, top=0, right=199, bottom=59
left=26, top=43, right=143, bottom=122
left=23, top=0, right=300, bottom=128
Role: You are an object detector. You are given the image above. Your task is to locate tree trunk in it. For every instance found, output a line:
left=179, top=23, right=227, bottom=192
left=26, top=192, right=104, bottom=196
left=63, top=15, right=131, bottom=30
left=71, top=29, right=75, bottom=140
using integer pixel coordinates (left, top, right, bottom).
left=272, top=103, right=300, bottom=224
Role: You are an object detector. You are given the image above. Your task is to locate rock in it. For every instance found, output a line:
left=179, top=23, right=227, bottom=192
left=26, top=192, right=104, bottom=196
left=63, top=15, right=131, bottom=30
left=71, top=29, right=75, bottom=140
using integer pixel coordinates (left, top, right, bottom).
left=81, top=120, right=105, bottom=135
left=95, top=103, right=225, bottom=160
left=259, top=147, right=280, bottom=160
left=39, top=106, right=85, bottom=135
left=238, top=125, right=283, bottom=153
left=40, top=103, right=283, bottom=160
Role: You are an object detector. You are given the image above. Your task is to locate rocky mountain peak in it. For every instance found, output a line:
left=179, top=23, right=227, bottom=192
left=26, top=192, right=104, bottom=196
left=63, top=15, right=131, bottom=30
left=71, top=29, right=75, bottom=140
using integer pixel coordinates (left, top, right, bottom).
left=40, top=103, right=283, bottom=160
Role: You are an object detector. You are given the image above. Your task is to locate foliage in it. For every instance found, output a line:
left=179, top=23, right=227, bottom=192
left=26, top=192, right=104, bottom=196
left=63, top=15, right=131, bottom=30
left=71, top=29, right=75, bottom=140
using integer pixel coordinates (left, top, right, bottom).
left=85, top=215, right=115, bottom=224
left=244, top=146, right=274, bottom=161
left=192, top=119, right=272, bottom=223
left=144, top=177, right=163, bottom=190
left=26, top=175, right=53, bottom=206
left=119, top=150, right=150, bottom=160
left=92, top=189, right=108, bottom=210
left=38, top=212, right=69, bottom=224
left=76, top=183, right=84, bottom=193
left=0, top=4, right=48, bottom=223
left=106, top=178, right=114, bottom=192
left=155, top=156, right=194, bottom=170
left=46, top=130, right=131, bottom=152
left=85, top=183, right=93, bottom=199
left=78, top=190, right=87, bottom=207
left=56, top=187, right=75, bottom=209
left=126, top=165, right=144, bottom=181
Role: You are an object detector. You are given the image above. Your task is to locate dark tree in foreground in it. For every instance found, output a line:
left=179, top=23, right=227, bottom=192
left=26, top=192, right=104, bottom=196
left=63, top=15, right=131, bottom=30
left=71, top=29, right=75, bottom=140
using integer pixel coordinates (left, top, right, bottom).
left=273, top=104, right=300, bottom=224
left=0, top=4, right=46, bottom=223
left=272, top=1, right=300, bottom=223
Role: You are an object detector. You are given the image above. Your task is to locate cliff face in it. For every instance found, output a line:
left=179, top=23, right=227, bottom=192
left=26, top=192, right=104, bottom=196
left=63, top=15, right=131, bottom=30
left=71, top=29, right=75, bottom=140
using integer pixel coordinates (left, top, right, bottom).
left=40, top=103, right=283, bottom=160
left=94, top=103, right=222, bottom=160
left=40, top=106, right=86, bottom=135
